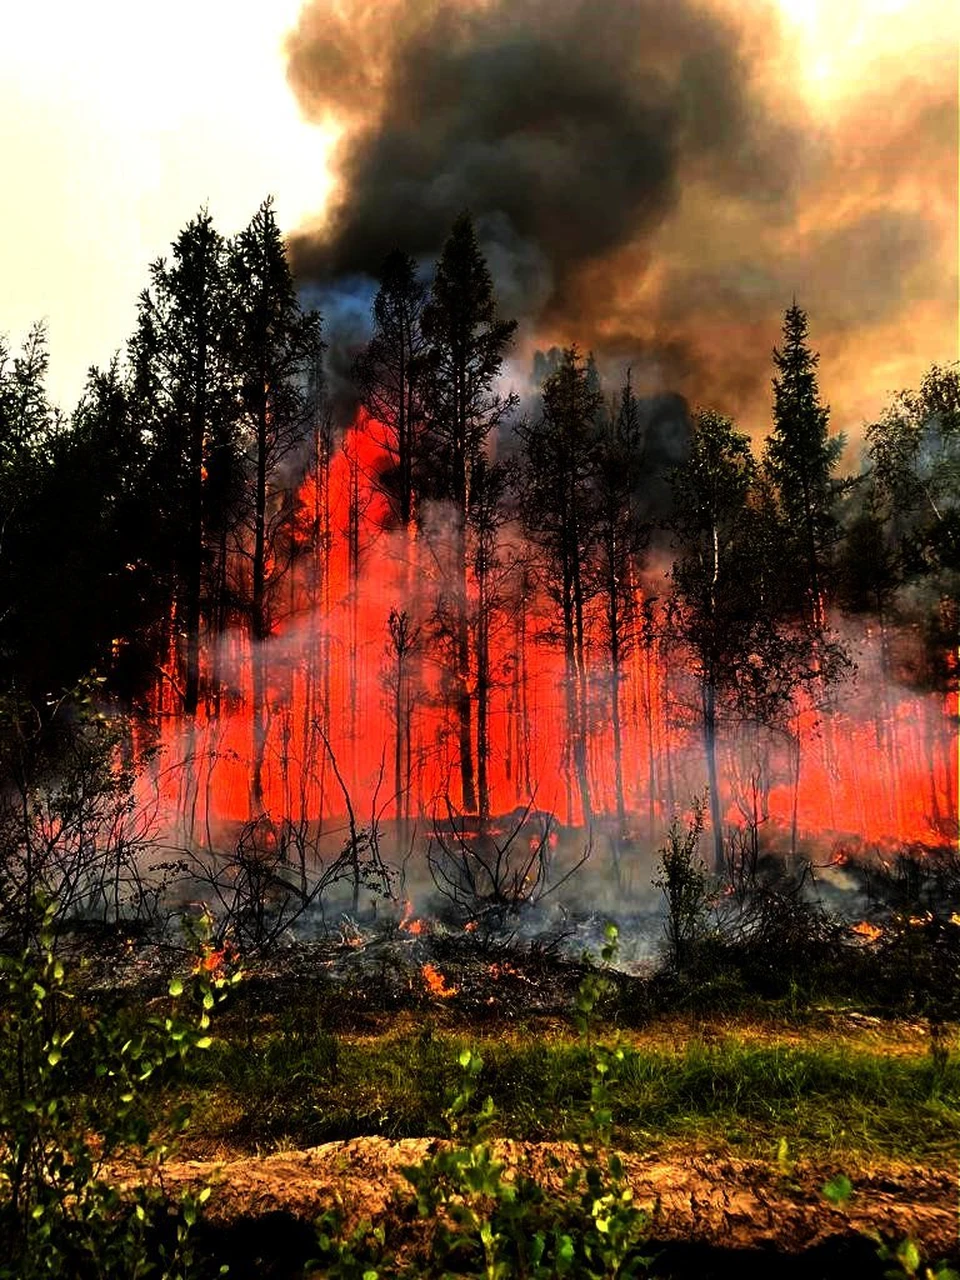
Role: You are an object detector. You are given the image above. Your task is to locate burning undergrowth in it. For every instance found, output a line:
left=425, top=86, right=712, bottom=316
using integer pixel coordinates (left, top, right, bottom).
left=80, top=825, right=960, bottom=1034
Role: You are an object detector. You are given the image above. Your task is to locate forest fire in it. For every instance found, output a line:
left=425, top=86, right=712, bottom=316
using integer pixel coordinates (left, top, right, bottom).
left=399, top=901, right=428, bottom=936
left=141, top=385, right=958, bottom=862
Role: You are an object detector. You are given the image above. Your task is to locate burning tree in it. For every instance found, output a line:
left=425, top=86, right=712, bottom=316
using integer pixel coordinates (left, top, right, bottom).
left=588, top=373, right=651, bottom=851
left=418, top=214, right=518, bottom=815
left=516, top=347, right=602, bottom=827
left=667, top=409, right=835, bottom=871
left=229, top=198, right=325, bottom=815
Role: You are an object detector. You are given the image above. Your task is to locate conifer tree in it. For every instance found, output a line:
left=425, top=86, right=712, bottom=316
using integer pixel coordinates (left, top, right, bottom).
left=129, top=210, right=238, bottom=718
left=517, top=346, right=600, bottom=827
left=419, top=214, right=517, bottom=814
left=765, top=301, right=844, bottom=629
left=590, top=373, right=649, bottom=847
left=353, top=249, right=428, bottom=533
left=230, top=198, right=325, bottom=813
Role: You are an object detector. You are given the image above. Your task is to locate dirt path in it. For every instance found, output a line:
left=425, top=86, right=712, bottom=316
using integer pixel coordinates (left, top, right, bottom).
left=155, top=1138, right=958, bottom=1258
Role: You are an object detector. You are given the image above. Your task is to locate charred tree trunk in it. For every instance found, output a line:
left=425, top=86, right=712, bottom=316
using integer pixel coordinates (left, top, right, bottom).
left=702, top=676, right=724, bottom=874
left=250, top=390, right=269, bottom=817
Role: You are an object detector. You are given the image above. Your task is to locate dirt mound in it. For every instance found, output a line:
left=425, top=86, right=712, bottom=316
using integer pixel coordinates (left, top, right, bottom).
left=157, top=1138, right=956, bottom=1257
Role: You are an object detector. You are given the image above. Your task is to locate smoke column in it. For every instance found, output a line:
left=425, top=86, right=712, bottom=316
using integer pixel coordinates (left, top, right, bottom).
left=284, top=0, right=957, bottom=431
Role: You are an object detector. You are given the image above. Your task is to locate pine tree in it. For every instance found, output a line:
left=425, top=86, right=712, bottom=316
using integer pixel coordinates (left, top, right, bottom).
left=590, top=373, right=649, bottom=851
left=516, top=346, right=601, bottom=827
left=129, top=210, right=238, bottom=718
left=669, top=408, right=756, bottom=869
left=419, top=214, right=517, bottom=814
left=230, top=198, right=325, bottom=814
left=353, top=249, right=428, bottom=533
left=765, top=301, right=845, bottom=629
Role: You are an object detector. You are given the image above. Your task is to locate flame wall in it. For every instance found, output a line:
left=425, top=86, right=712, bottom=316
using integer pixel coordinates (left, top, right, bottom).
left=142, top=409, right=958, bottom=856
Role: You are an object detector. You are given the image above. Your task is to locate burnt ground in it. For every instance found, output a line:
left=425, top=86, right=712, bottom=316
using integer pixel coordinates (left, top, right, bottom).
left=154, top=1140, right=957, bottom=1278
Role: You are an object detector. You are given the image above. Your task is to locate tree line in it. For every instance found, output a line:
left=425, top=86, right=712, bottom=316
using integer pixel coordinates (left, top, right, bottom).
left=0, top=204, right=956, bottom=863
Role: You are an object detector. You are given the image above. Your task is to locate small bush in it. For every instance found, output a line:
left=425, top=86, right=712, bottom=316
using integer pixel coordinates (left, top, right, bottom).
left=0, top=900, right=239, bottom=1278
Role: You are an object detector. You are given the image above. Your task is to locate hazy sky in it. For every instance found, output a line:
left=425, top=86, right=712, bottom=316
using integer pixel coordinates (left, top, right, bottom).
left=1, top=0, right=336, bottom=408
left=1, top=0, right=956, bottom=443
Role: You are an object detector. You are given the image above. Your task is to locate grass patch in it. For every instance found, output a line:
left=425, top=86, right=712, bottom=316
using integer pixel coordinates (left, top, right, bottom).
left=179, top=1018, right=960, bottom=1164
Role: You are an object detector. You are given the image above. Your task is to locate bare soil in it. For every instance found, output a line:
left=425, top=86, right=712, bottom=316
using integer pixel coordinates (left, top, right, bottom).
left=154, top=1137, right=958, bottom=1263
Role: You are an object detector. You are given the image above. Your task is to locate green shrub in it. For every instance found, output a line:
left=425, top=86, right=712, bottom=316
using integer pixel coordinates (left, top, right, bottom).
left=0, top=900, right=239, bottom=1278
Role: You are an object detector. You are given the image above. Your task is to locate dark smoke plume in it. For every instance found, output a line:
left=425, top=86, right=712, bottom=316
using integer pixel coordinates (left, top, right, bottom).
left=286, top=0, right=957, bottom=432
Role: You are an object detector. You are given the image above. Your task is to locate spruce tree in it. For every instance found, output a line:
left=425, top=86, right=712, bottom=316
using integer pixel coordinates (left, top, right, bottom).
left=765, top=301, right=844, bottom=629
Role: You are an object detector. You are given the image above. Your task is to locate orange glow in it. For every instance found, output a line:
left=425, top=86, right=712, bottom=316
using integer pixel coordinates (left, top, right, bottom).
left=421, top=962, right=457, bottom=998
left=192, top=940, right=237, bottom=976
left=398, top=900, right=428, bottom=935
left=850, top=921, right=882, bottom=942
left=140, top=406, right=958, bottom=861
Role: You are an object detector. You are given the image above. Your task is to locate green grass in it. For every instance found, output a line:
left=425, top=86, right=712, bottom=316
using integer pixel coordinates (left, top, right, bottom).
left=178, top=1020, right=960, bottom=1164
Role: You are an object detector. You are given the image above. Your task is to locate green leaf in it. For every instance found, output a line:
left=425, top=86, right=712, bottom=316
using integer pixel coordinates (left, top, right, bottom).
left=822, top=1174, right=853, bottom=1207
left=168, top=977, right=184, bottom=997
left=897, top=1239, right=921, bottom=1275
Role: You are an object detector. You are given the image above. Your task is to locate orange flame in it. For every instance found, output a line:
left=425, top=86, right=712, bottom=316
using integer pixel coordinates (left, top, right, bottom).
left=399, top=900, right=429, bottom=935
left=421, top=962, right=457, bottom=998
left=192, top=940, right=237, bottom=976
left=851, top=920, right=882, bottom=941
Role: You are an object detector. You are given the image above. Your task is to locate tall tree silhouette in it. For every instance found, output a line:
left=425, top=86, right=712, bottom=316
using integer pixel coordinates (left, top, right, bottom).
left=230, top=198, right=325, bottom=814
left=129, top=210, right=238, bottom=718
left=419, top=214, right=517, bottom=814
left=353, top=249, right=428, bottom=534
left=517, top=346, right=600, bottom=827
left=0, top=324, right=59, bottom=696
left=668, top=409, right=758, bottom=871
left=765, top=302, right=844, bottom=629
left=590, top=373, right=649, bottom=849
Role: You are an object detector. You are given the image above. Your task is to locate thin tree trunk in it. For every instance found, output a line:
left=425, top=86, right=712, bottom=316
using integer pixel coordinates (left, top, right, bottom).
left=702, top=678, right=724, bottom=873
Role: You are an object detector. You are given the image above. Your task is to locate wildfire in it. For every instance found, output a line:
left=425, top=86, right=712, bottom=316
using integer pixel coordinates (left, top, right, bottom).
left=421, top=962, right=457, bottom=998
left=192, top=939, right=238, bottom=976
left=851, top=920, right=882, bottom=942
left=140, top=400, right=958, bottom=852
left=399, top=900, right=429, bottom=935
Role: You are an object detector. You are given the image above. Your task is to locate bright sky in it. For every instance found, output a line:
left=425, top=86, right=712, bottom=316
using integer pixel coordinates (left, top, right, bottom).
left=1, top=0, right=336, bottom=409
left=0, top=0, right=955, bottom=414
